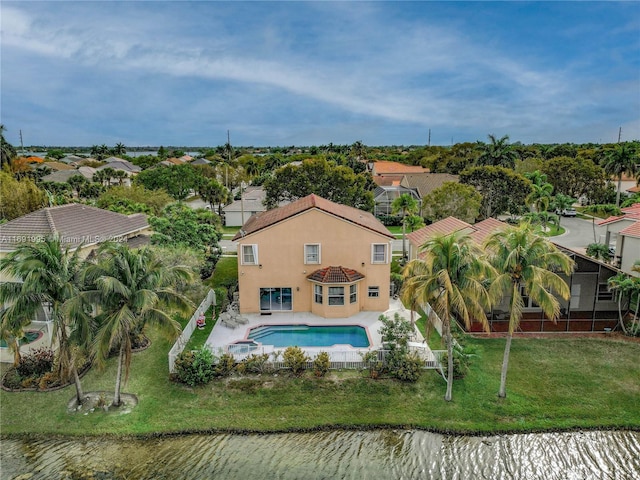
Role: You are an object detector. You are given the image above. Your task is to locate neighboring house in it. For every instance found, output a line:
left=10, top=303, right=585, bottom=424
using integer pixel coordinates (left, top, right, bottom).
left=36, top=161, right=75, bottom=172
left=372, top=184, right=420, bottom=216
left=0, top=204, right=151, bottom=357
left=598, top=203, right=640, bottom=276
left=41, top=166, right=97, bottom=183
left=407, top=216, right=620, bottom=332
left=96, top=159, right=142, bottom=186
left=369, top=161, right=428, bottom=178
left=223, top=186, right=269, bottom=227
left=232, top=194, right=394, bottom=318
left=191, top=158, right=211, bottom=166
left=0, top=204, right=150, bottom=259
left=400, top=173, right=459, bottom=199
left=59, top=155, right=85, bottom=165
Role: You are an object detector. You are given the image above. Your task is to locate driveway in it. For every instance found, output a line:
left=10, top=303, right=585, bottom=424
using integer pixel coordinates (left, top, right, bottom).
left=552, top=216, right=608, bottom=252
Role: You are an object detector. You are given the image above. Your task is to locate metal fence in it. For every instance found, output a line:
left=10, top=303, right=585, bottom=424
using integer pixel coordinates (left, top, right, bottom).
left=168, top=289, right=216, bottom=373
left=211, top=344, right=444, bottom=371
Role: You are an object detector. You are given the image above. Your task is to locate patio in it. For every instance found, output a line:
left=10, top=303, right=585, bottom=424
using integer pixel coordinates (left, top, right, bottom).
left=204, top=298, right=426, bottom=361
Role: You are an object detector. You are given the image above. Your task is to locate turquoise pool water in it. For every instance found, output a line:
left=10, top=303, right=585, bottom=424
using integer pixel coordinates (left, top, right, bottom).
left=247, top=324, right=370, bottom=348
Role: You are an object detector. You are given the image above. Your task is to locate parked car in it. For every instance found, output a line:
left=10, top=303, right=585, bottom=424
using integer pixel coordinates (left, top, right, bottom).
left=556, top=208, right=577, bottom=217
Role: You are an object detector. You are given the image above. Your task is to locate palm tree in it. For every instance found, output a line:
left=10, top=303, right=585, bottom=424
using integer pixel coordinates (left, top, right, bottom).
left=586, top=243, right=612, bottom=262
left=602, top=144, right=639, bottom=207
left=113, top=143, right=127, bottom=156
left=484, top=222, right=574, bottom=398
left=80, top=243, right=193, bottom=407
left=113, top=170, right=128, bottom=186
left=0, top=238, right=89, bottom=403
left=608, top=273, right=634, bottom=335
left=392, top=193, right=419, bottom=261
left=0, top=306, right=32, bottom=366
left=404, top=214, right=425, bottom=233
left=402, top=232, right=492, bottom=401
left=551, top=193, right=575, bottom=228
left=476, top=134, right=518, bottom=169
left=1, top=124, right=17, bottom=168
left=525, top=171, right=554, bottom=212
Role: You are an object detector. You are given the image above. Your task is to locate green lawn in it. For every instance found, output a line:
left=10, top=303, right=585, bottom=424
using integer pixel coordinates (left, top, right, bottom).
left=205, top=256, right=238, bottom=289
left=1, top=331, right=638, bottom=436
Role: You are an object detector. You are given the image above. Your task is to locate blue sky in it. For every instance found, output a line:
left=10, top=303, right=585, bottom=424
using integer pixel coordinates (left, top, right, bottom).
left=1, top=1, right=639, bottom=147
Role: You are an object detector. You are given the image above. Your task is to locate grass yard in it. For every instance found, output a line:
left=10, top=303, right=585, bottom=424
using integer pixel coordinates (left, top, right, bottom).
left=1, top=330, right=638, bottom=437
left=205, top=256, right=238, bottom=289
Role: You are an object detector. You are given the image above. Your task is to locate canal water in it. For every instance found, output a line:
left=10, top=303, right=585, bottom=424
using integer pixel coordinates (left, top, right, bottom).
left=2, top=429, right=639, bottom=479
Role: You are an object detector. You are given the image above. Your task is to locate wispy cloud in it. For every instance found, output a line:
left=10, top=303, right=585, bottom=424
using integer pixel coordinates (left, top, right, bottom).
left=1, top=2, right=638, bottom=145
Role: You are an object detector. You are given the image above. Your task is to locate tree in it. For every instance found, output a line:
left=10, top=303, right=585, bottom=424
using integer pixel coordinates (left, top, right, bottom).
left=392, top=193, right=419, bottom=261
left=484, top=223, right=574, bottom=398
left=602, top=143, right=639, bottom=207
left=402, top=232, right=492, bottom=401
left=80, top=243, right=192, bottom=406
left=0, top=172, right=46, bottom=221
left=460, top=166, right=532, bottom=219
left=403, top=214, right=425, bottom=233
left=422, top=182, right=482, bottom=223
left=135, top=164, right=203, bottom=201
left=113, top=170, right=129, bottom=186
left=541, top=156, right=608, bottom=202
left=97, top=185, right=173, bottom=216
left=0, top=124, right=17, bottom=168
left=476, top=134, right=518, bottom=169
left=0, top=239, right=90, bottom=403
left=198, top=178, right=229, bottom=214
left=586, top=243, right=611, bottom=262
left=67, top=174, right=89, bottom=198
left=524, top=171, right=554, bottom=212
left=149, top=203, right=221, bottom=253
left=550, top=193, right=575, bottom=228
left=0, top=305, right=32, bottom=366
left=112, top=143, right=127, bottom=156
left=263, top=157, right=374, bottom=211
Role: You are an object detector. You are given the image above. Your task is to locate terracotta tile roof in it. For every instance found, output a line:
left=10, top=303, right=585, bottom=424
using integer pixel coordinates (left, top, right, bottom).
left=164, top=157, right=185, bottom=165
left=307, top=266, right=365, bottom=284
left=621, top=203, right=640, bottom=214
left=598, top=204, right=640, bottom=225
left=372, top=175, right=404, bottom=187
left=0, top=204, right=148, bottom=252
left=619, top=221, right=640, bottom=238
left=233, top=194, right=394, bottom=241
left=626, top=185, right=640, bottom=193
left=406, top=217, right=473, bottom=248
left=38, top=161, right=75, bottom=171
left=400, top=173, right=459, bottom=197
left=469, top=217, right=508, bottom=243
left=371, top=161, right=428, bottom=176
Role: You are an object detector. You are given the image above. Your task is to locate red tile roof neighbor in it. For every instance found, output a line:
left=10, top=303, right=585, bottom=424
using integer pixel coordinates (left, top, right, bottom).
left=233, top=194, right=394, bottom=240
left=406, top=216, right=473, bottom=248
left=619, top=221, right=640, bottom=238
left=371, top=161, right=428, bottom=175
left=307, top=266, right=365, bottom=283
left=0, top=204, right=148, bottom=251
left=598, top=204, right=640, bottom=225
left=470, top=217, right=508, bottom=243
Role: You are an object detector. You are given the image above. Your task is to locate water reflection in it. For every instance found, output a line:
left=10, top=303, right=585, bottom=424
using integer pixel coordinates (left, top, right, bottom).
left=2, top=430, right=639, bottom=479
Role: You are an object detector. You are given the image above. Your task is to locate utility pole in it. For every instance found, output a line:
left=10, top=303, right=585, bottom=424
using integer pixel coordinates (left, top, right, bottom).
left=19, top=129, right=25, bottom=156
left=428, top=129, right=431, bottom=147
left=617, top=126, right=622, bottom=143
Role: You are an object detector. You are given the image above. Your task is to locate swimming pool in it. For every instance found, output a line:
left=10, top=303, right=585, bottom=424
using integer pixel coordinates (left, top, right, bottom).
left=247, top=324, right=370, bottom=348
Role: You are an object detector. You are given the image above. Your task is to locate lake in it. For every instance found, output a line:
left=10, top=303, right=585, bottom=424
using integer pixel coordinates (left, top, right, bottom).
left=2, top=429, right=638, bottom=479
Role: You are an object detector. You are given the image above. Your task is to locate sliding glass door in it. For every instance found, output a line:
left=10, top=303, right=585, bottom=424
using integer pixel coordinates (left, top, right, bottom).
left=259, top=287, right=292, bottom=311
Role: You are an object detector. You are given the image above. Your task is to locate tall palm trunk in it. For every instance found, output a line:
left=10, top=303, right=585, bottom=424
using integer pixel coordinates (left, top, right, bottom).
left=617, top=295, right=628, bottom=334
left=444, top=317, right=454, bottom=402
left=112, top=343, right=124, bottom=407
left=401, top=221, right=407, bottom=261
left=11, top=338, right=21, bottom=366
left=498, top=332, right=512, bottom=398
left=73, top=365, right=85, bottom=404
left=616, top=178, right=622, bottom=207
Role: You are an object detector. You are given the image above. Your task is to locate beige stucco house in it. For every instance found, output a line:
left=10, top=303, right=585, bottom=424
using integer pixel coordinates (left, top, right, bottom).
left=232, top=194, right=394, bottom=318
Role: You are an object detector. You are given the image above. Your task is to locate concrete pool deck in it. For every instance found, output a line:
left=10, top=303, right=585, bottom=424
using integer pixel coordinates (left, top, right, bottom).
left=204, top=298, right=424, bottom=356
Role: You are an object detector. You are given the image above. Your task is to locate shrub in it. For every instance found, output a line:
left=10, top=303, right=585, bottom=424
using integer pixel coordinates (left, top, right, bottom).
left=38, top=371, right=59, bottom=390
left=283, top=346, right=310, bottom=376
left=16, top=347, right=54, bottom=378
left=237, top=353, right=271, bottom=375
left=214, top=353, right=236, bottom=377
left=174, top=346, right=215, bottom=386
left=360, top=350, right=384, bottom=379
left=2, top=369, right=22, bottom=389
left=392, top=353, right=423, bottom=382
left=312, top=352, right=330, bottom=377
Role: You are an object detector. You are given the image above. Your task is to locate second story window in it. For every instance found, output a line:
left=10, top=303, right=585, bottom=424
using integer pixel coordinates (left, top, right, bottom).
left=241, top=244, right=258, bottom=265
left=368, top=286, right=380, bottom=297
left=371, top=243, right=388, bottom=264
left=304, top=244, right=321, bottom=264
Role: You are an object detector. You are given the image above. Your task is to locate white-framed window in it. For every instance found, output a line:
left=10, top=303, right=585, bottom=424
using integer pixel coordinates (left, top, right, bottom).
left=328, top=286, right=344, bottom=306
left=314, top=285, right=323, bottom=304
left=304, top=244, right=321, bottom=264
left=368, top=286, right=380, bottom=298
left=350, top=284, right=357, bottom=304
left=241, top=244, right=258, bottom=265
left=371, top=243, right=388, bottom=264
